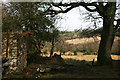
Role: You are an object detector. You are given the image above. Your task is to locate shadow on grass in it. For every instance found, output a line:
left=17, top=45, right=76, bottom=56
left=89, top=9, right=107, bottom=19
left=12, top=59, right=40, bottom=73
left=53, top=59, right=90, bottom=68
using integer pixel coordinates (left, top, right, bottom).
left=3, top=56, right=120, bottom=79
left=64, top=58, right=94, bottom=67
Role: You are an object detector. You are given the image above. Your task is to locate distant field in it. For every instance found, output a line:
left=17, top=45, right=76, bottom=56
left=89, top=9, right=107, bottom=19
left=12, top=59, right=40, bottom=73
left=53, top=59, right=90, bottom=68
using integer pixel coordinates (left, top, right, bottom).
left=42, top=36, right=120, bottom=62
left=62, top=55, right=120, bottom=62
left=65, top=36, right=101, bottom=44
left=43, top=52, right=120, bottom=62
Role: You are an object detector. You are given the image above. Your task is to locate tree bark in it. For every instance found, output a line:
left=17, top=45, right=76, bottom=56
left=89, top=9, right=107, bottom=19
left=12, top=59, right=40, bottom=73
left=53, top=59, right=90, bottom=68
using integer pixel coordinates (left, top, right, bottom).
left=60, top=52, right=62, bottom=57
left=50, top=38, right=54, bottom=57
left=97, top=15, right=115, bottom=65
left=96, top=2, right=116, bottom=65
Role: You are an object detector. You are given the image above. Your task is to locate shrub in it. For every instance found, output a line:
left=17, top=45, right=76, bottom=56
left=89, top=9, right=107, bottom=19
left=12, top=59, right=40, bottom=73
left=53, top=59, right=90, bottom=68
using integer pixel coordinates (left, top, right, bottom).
left=43, top=50, right=47, bottom=54
left=73, top=51, right=77, bottom=55
left=62, top=51, right=66, bottom=55
left=83, top=53, right=86, bottom=55
left=27, top=53, right=39, bottom=64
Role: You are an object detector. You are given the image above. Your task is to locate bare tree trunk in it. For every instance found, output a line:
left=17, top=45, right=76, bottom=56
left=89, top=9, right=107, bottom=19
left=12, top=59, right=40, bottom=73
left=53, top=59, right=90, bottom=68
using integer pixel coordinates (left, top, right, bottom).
left=97, top=16, right=115, bottom=65
left=60, top=52, right=62, bottom=57
left=50, top=38, right=54, bottom=57
left=96, top=2, right=116, bottom=65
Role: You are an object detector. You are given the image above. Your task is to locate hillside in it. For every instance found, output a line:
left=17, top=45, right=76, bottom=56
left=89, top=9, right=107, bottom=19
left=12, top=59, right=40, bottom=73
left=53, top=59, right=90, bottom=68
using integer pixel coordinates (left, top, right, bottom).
left=65, top=36, right=101, bottom=45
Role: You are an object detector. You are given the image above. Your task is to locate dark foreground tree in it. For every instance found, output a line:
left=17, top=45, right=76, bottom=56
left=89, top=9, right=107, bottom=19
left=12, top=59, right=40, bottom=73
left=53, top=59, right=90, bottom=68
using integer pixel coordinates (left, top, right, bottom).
left=45, top=1, right=120, bottom=65
left=2, top=2, right=57, bottom=55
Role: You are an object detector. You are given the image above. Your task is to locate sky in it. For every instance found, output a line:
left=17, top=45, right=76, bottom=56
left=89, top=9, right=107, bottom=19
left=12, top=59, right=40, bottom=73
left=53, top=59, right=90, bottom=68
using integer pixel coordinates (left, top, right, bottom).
left=55, top=7, right=102, bottom=31
left=56, top=7, right=87, bottom=31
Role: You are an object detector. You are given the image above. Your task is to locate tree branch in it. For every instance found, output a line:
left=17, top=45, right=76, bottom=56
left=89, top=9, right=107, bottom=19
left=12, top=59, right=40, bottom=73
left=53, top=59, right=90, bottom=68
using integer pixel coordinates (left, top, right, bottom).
left=114, top=19, right=120, bottom=30
left=46, top=2, right=99, bottom=16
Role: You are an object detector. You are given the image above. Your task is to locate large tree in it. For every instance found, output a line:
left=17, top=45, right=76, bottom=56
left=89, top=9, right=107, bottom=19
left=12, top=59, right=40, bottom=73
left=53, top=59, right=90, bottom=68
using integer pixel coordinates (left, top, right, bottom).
left=45, top=1, right=120, bottom=65
left=2, top=2, right=57, bottom=55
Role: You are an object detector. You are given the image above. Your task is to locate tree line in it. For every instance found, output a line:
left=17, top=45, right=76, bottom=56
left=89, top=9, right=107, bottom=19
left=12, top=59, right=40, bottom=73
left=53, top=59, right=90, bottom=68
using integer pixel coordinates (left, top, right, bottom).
left=2, top=2, right=59, bottom=59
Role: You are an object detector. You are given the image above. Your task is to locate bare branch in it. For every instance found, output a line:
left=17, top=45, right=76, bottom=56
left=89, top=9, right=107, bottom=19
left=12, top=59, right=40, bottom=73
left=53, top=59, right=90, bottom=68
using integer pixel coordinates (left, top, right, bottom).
left=114, top=19, right=120, bottom=30
left=45, top=2, right=99, bottom=16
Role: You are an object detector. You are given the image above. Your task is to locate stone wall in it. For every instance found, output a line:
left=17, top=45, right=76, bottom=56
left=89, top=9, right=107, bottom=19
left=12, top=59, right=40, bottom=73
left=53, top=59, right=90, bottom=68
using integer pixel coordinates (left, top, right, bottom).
left=2, top=32, right=27, bottom=72
left=17, top=38, right=27, bottom=71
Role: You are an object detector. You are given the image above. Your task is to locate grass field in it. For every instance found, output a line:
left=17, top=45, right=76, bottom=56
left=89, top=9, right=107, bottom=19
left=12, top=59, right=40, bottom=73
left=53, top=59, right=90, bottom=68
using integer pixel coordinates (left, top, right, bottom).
left=62, top=55, right=120, bottom=61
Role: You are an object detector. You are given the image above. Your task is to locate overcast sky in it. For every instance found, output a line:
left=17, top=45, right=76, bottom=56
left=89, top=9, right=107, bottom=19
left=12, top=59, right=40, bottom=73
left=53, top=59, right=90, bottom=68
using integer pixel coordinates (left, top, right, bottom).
left=55, top=7, right=103, bottom=31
